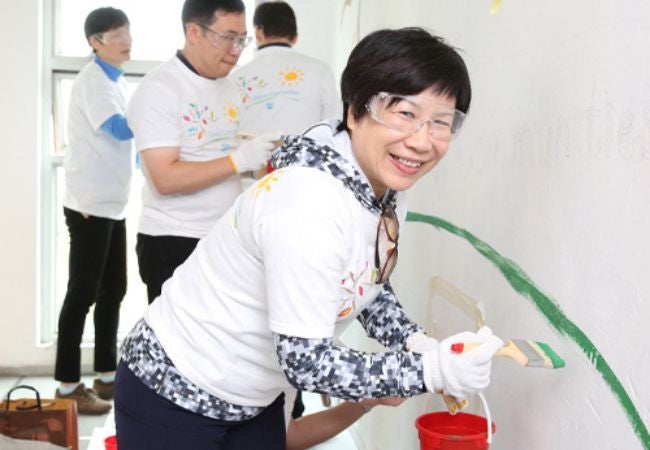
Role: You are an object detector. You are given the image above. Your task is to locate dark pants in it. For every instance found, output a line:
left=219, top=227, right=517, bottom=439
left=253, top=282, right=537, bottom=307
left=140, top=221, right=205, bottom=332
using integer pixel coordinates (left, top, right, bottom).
left=114, top=362, right=286, bottom=450
left=135, top=233, right=199, bottom=304
left=54, top=208, right=127, bottom=382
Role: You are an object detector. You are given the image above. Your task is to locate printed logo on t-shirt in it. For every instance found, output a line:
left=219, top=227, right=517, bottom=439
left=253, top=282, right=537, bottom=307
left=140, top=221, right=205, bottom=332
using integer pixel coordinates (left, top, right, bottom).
left=182, top=101, right=239, bottom=149
left=183, top=102, right=216, bottom=140
left=279, top=66, right=304, bottom=86
left=238, top=75, right=267, bottom=98
left=232, top=169, right=283, bottom=229
left=251, top=169, right=281, bottom=198
left=236, top=66, right=305, bottom=112
left=338, top=262, right=372, bottom=318
left=223, top=100, right=239, bottom=123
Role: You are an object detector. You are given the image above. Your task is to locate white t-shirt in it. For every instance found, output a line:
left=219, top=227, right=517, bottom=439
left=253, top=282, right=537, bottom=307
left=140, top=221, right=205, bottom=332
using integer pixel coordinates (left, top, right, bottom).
left=64, top=60, right=132, bottom=219
left=127, top=56, right=244, bottom=238
left=229, top=45, right=340, bottom=135
left=145, top=126, right=406, bottom=407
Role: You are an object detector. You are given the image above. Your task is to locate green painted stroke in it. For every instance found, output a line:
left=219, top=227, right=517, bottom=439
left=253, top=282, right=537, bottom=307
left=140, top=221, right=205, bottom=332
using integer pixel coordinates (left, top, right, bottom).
left=406, top=211, right=650, bottom=449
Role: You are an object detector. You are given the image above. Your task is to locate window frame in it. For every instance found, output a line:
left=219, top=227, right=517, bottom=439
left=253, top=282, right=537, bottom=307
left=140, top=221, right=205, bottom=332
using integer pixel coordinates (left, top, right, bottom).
left=40, top=0, right=160, bottom=344
left=41, top=0, right=258, bottom=345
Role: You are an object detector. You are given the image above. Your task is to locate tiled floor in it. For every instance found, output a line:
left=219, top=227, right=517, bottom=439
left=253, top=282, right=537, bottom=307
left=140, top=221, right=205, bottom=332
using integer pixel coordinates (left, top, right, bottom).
left=0, top=376, right=356, bottom=450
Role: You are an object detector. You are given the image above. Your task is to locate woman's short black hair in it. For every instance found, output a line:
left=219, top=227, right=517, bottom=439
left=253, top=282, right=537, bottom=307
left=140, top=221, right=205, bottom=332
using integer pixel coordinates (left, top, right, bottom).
left=84, top=7, right=129, bottom=40
left=338, top=27, right=472, bottom=133
left=253, top=1, right=297, bottom=40
left=182, top=0, right=245, bottom=31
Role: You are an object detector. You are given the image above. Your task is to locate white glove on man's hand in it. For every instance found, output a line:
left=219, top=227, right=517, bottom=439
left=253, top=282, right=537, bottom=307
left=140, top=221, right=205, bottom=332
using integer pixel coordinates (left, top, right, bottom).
left=229, top=132, right=282, bottom=173
left=412, top=327, right=503, bottom=401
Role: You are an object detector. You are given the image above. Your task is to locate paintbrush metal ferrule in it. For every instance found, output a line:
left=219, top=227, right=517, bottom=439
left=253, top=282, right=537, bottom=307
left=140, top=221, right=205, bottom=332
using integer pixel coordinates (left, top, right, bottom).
left=504, top=339, right=566, bottom=369
left=509, top=339, right=549, bottom=368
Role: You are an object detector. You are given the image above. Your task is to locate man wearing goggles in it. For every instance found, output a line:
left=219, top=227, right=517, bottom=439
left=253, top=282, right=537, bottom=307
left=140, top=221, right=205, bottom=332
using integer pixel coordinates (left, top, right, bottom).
left=127, top=0, right=281, bottom=307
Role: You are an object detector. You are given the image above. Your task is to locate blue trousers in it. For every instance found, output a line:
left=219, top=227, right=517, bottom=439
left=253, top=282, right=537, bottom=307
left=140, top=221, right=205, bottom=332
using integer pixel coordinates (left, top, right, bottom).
left=114, top=362, right=287, bottom=450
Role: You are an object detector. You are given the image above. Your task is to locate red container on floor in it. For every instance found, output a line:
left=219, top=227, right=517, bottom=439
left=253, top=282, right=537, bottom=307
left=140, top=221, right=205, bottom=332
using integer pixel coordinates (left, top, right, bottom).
left=415, top=412, right=495, bottom=450
left=104, top=435, right=118, bottom=450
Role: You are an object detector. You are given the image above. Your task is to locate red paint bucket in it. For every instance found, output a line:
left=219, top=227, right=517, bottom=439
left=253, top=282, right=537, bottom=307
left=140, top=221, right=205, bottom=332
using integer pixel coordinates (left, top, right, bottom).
left=415, top=412, right=495, bottom=450
left=104, top=435, right=118, bottom=450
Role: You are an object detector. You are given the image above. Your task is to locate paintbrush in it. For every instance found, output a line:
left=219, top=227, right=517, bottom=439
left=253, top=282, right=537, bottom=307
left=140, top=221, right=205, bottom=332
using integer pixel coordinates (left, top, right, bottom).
left=436, top=390, right=468, bottom=415
left=451, top=339, right=566, bottom=369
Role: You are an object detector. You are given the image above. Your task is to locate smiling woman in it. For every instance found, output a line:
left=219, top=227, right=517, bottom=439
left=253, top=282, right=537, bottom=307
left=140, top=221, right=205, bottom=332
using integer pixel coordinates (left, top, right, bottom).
left=113, top=25, right=504, bottom=450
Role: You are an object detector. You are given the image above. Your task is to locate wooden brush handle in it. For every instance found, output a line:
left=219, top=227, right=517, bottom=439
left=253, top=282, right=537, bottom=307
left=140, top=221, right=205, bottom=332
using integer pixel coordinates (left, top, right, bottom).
left=435, top=389, right=467, bottom=414
left=451, top=340, right=528, bottom=366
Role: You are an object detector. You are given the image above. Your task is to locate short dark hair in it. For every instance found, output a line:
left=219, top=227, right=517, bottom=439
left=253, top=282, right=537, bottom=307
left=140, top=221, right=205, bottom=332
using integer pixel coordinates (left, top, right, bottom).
left=182, top=0, right=245, bottom=32
left=338, top=27, right=472, bottom=133
left=84, top=7, right=129, bottom=40
left=253, top=1, right=297, bottom=40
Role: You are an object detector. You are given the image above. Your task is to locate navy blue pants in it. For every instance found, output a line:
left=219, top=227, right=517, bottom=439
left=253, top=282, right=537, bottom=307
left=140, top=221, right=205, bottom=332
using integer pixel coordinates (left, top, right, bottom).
left=54, top=208, right=126, bottom=382
left=114, top=362, right=287, bottom=450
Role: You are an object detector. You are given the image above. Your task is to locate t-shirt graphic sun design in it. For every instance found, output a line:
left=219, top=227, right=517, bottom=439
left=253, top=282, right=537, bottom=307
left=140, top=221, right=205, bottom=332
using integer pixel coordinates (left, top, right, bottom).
left=235, top=65, right=306, bottom=111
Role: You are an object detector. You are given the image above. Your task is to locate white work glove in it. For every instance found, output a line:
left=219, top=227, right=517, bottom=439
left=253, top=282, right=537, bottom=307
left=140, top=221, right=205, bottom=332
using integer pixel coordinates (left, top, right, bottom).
left=409, top=326, right=503, bottom=401
left=228, top=132, right=282, bottom=173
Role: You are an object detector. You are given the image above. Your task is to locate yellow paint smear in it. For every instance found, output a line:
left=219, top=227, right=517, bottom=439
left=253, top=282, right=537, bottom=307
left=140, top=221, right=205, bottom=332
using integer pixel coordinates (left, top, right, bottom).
left=490, top=0, right=502, bottom=15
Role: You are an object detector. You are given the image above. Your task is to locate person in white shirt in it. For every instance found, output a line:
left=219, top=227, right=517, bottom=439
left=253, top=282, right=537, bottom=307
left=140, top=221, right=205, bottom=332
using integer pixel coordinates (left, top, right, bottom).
left=230, top=0, right=341, bottom=421
left=127, top=1, right=366, bottom=447
left=54, top=7, right=133, bottom=415
left=230, top=1, right=339, bottom=137
left=127, top=0, right=280, bottom=304
left=115, top=27, right=503, bottom=450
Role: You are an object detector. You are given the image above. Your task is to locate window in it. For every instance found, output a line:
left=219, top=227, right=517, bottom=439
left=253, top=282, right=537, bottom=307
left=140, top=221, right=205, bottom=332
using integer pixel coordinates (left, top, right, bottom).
left=42, top=0, right=258, bottom=344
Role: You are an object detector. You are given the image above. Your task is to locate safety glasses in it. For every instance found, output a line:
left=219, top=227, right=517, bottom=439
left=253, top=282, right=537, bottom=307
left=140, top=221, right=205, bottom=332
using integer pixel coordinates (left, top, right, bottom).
left=366, top=91, right=466, bottom=142
left=197, top=23, right=252, bottom=52
left=95, top=30, right=132, bottom=45
left=375, top=203, right=399, bottom=284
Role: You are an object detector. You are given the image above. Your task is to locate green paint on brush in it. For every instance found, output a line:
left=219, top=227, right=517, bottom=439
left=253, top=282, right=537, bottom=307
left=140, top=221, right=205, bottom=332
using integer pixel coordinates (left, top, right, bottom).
left=406, top=211, right=650, bottom=449
left=535, top=341, right=566, bottom=368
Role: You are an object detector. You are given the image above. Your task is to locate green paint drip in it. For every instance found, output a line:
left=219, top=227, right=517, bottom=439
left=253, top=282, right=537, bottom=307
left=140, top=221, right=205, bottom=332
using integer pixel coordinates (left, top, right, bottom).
left=406, top=211, right=650, bottom=449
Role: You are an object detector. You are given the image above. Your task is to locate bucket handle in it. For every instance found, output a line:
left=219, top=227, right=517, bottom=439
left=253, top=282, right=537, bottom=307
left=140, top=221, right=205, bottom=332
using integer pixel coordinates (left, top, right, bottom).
left=422, top=391, right=493, bottom=445
left=478, top=392, right=492, bottom=445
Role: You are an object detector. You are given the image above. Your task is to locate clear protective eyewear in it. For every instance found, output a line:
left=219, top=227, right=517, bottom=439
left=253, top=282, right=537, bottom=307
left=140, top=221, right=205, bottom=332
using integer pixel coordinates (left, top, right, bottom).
left=366, top=91, right=466, bottom=142
left=95, top=30, right=132, bottom=45
left=374, top=203, right=399, bottom=284
left=198, top=23, right=252, bottom=51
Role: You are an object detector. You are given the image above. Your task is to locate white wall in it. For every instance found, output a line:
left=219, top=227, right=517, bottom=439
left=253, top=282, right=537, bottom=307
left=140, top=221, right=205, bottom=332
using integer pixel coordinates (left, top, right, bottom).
left=0, top=0, right=52, bottom=370
left=2, top=1, right=649, bottom=449
left=334, top=1, right=650, bottom=450
left=288, top=0, right=339, bottom=71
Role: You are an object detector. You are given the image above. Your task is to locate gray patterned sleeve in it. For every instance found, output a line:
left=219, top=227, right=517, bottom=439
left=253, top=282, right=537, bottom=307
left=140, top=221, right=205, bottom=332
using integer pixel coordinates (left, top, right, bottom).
left=275, top=334, right=427, bottom=400
left=356, top=283, right=424, bottom=351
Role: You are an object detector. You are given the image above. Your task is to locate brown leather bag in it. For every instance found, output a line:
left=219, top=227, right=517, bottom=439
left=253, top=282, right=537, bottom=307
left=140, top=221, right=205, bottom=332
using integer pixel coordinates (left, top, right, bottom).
left=0, top=385, right=78, bottom=450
